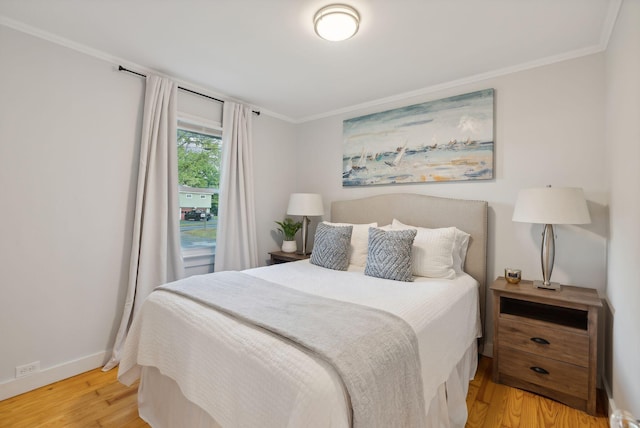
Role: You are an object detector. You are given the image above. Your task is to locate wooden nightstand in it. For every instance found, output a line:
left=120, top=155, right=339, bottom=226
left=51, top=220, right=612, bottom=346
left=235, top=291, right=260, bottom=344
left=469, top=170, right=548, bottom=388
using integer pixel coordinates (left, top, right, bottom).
left=269, top=251, right=310, bottom=264
left=491, top=277, right=602, bottom=415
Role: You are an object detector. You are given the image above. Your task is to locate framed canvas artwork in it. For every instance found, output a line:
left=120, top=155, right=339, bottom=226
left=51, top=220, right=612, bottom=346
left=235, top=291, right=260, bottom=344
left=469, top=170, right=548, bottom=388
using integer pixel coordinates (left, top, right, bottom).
left=342, top=89, right=494, bottom=186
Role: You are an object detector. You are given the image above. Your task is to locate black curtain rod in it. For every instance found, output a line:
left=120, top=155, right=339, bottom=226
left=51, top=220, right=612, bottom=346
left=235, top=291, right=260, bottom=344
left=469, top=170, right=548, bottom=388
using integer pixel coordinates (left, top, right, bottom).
left=118, top=65, right=260, bottom=115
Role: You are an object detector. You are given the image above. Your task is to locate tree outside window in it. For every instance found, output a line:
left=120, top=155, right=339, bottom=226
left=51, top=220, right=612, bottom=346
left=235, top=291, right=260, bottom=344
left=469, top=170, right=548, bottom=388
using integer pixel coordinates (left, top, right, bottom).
left=177, top=129, right=221, bottom=251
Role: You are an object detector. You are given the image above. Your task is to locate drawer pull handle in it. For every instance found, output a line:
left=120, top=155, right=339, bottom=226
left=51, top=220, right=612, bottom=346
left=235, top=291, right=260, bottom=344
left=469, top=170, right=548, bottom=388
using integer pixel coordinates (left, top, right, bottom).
left=530, top=366, right=549, bottom=375
left=530, top=337, right=550, bottom=345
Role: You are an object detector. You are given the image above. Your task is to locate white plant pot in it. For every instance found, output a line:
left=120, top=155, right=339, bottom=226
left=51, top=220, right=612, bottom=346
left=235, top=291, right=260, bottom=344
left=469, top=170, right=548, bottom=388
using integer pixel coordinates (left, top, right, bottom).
left=281, top=240, right=297, bottom=253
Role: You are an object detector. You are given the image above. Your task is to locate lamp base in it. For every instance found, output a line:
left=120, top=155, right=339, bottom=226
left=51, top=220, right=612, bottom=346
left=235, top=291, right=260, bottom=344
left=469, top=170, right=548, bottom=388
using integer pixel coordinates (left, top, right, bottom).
left=533, top=280, right=561, bottom=291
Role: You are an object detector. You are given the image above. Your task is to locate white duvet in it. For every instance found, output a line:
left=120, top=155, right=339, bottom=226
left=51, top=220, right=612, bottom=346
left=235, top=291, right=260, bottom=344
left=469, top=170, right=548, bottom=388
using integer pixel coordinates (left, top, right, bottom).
left=119, top=260, right=481, bottom=428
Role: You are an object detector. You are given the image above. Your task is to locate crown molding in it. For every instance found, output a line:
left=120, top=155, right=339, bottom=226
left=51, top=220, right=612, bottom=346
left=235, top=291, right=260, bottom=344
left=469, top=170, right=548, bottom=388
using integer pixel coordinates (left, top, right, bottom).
left=293, top=0, right=623, bottom=124
left=0, top=15, right=268, bottom=119
left=599, top=0, right=623, bottom=50
left=2, top=0, right=623, bottom=126
left=295, top=43, right=609, bottom=124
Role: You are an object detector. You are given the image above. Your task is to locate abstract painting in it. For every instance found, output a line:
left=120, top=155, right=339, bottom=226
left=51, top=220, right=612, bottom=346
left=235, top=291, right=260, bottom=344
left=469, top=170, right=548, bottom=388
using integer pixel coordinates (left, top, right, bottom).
left=342, top=89, right=494, bottom=186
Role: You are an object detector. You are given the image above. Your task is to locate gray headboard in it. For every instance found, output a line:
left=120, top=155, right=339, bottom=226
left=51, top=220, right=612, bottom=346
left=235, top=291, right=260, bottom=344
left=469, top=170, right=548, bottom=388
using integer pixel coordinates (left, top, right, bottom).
left=331, top=193, right=488, bottom=333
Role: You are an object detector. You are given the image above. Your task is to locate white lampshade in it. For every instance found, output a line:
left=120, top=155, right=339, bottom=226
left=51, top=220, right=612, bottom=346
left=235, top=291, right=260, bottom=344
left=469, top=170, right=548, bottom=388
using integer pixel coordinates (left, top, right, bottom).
left=512, top=187, right=591, bottom=225
left=287, top=193, right=324, bottom=216
left=314, top=4, right=360, bottom=41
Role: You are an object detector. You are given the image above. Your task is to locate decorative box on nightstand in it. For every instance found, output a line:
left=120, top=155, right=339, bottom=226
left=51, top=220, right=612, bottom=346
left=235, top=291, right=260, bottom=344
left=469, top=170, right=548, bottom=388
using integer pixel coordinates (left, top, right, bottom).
left=269, top=251, right=310, bottom=265
left=491, top=277, right=602, bottom=415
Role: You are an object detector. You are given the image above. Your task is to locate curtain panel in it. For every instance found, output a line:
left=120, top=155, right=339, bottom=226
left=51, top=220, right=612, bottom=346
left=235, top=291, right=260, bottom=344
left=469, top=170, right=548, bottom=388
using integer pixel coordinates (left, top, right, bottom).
left=214, top=102, right=258, bottom=271
left=104, top=75, right=184, bottom=370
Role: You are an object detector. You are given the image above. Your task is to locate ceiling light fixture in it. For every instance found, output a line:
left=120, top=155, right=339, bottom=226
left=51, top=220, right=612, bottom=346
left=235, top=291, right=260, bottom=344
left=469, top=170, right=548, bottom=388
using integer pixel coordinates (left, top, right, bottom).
left=314, top=4, right=360, bottom=42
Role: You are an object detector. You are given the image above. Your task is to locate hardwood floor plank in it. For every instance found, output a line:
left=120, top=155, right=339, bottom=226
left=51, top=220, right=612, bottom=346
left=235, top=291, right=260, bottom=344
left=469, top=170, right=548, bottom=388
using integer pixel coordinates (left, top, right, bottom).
left=465, top=356, right=609, bottom=428
left=479, top=382, right=509, bottom=428
left=0, top=355, right=609, bottom=427
left=0, top=368, right=146, bottom=428
left=536, top=394, right=562, bottom=427
left=502, top=387, right=525, bottom=427
left=466, top=383, right=480, bottom=406
left=466, top=400, right=489, bottom=428
left=470, top=357, right=510, bottom=428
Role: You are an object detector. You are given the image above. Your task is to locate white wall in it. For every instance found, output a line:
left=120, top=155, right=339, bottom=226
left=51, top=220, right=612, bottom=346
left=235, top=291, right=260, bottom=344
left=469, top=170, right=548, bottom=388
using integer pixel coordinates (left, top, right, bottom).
left=295, top=54, right=609, bottom=357
left=0, top=25, right=298, bottom=397
left=253, top=113, right=300, bottom=263
left=605, top=0, right=640, bottom=417
left=0, top=25, right=143, bottom=392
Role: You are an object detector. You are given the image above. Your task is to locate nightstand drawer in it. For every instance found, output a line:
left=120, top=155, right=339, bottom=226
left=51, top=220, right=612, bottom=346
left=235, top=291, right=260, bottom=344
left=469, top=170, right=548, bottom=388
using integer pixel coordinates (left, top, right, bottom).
left=498, top=317, right=589, bottom=366
left=498, top=347, right=589, bottom=400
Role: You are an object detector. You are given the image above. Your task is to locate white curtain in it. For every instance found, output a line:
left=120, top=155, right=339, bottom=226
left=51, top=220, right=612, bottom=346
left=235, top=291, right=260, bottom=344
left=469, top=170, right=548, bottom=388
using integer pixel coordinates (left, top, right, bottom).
left=214, top=101, right=258, bottom=271
left=103, top=75, right=184, bottom=370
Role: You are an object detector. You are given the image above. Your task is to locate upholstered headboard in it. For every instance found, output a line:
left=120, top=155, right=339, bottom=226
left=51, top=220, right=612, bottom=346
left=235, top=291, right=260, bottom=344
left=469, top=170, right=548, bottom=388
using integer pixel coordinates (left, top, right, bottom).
left=331, top=193, right=488, bottom=332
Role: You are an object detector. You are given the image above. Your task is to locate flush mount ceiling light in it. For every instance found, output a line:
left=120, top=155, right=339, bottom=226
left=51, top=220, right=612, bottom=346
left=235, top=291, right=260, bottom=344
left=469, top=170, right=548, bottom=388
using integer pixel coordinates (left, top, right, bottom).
left=314, top=4, right=360, bottom=41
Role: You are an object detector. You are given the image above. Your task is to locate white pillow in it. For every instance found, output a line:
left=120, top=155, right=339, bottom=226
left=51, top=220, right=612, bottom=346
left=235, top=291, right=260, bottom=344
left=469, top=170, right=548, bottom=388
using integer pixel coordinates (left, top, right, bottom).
left=452, top=228, right=470, bottom=274
left=323, top=221, right=377, bottom=267
left=391, top=219, right=457, bottom=279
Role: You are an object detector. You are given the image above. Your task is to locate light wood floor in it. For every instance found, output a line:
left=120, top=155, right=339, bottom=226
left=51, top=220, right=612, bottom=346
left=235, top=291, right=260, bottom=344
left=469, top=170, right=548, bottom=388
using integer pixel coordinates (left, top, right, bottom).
left=0, top=356, right=609, bottom=427
left=466, top=357, right=609, bottom=428
left=0, top=368, right=147, bottom=428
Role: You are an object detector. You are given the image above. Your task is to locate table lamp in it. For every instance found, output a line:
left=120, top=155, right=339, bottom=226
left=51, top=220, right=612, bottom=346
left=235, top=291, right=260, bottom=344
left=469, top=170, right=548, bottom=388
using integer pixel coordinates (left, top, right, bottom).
left=512, top=186, right=591, bottom=290
left=287, top=193, right=324, bottom=255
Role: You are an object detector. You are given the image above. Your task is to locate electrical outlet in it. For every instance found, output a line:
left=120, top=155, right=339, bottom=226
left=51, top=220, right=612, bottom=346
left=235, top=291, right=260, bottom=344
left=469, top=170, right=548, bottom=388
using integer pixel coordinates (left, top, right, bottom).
left=15, top=361, right=40, bottom=378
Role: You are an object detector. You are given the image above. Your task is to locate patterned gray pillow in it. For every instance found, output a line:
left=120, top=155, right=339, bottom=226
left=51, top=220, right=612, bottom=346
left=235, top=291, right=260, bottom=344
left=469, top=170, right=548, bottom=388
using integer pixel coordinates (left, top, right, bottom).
left=310, top=222, right=353, bottom=271
left=365, top=227, right=417, bottom=282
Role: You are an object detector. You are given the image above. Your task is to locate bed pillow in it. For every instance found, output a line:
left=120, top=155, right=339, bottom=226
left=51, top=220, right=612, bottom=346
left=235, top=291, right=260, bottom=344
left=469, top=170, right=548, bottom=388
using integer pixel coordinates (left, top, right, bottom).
left=452, top=228, right=471, bottom=274
left=310, top=222, right=353, bottom=271
left=364, top=227, right=417, bottom=282
left=323, top=221, right=377, bottom=267
left=391, top=219, right=457, bottom=279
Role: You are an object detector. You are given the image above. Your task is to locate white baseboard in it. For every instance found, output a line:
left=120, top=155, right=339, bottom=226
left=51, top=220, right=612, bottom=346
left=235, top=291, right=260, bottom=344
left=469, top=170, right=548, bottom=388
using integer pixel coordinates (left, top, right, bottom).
left=482, top=339, right=493, bottom=357
left=603, top=374, right=616, bottom=418
left=0, top=351, right=109, bottom=401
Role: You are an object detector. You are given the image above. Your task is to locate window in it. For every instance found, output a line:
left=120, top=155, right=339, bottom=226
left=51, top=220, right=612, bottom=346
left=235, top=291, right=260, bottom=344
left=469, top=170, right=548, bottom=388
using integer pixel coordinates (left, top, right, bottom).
left=177, top=126, right=222, bottom=253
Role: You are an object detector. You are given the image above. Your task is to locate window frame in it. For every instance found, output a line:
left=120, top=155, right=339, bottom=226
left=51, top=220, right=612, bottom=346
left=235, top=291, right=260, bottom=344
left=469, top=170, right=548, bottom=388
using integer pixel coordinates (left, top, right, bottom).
left=177, top=114, right=223, bottom=265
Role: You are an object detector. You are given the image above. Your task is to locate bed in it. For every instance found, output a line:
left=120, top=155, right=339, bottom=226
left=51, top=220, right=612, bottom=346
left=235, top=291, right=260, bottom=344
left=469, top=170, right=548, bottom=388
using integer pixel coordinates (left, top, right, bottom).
left=118, top=193, right=488, bottom=428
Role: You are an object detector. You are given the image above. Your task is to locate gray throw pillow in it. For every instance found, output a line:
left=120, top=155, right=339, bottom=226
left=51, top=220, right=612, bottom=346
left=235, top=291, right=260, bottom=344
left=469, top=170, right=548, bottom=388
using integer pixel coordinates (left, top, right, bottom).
left=310, top=222, right=353, bottom=271
left=365, top=227, right=417, bottom=282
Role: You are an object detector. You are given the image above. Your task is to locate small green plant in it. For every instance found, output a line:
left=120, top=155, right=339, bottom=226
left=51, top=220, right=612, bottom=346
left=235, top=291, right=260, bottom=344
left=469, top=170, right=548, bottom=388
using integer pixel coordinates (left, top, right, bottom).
left=275, top=218, right=302, bottom=241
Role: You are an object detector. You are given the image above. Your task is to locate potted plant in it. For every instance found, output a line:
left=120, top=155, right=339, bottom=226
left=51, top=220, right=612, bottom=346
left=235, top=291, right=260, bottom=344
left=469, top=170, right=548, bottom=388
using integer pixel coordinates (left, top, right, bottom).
left=275, top=217, right=302, bottom=253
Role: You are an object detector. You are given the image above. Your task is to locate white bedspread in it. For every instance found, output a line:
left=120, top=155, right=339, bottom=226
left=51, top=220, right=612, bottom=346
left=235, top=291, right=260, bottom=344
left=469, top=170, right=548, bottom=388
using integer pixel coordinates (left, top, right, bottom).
left=119, top=260, right=481, bottom=428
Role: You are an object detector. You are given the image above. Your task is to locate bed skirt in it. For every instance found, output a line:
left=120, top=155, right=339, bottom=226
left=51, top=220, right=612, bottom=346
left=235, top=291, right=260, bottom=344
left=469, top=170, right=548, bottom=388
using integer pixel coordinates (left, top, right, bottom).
left=137, top=340, right=478, bottom=428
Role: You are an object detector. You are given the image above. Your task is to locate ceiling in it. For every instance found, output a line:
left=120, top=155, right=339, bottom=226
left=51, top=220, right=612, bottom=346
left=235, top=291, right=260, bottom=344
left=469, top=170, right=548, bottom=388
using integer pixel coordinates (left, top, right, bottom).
left=0, top=0, right=620, bottom=122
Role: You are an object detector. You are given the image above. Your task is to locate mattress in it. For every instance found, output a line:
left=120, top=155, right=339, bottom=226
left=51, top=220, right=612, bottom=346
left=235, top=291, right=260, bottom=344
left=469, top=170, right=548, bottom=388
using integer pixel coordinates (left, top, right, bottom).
left=119, top=260, right=481, bottom=427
